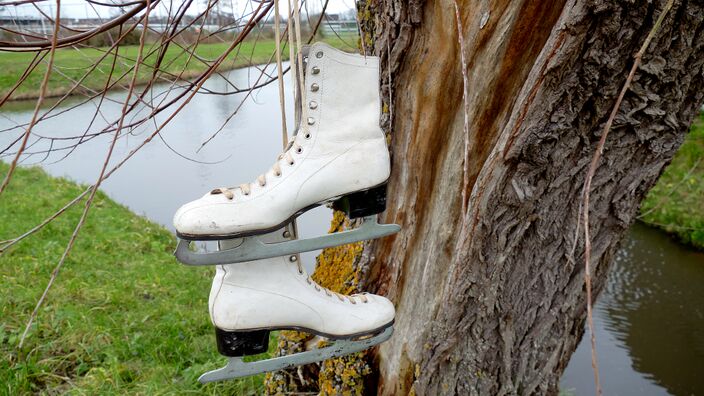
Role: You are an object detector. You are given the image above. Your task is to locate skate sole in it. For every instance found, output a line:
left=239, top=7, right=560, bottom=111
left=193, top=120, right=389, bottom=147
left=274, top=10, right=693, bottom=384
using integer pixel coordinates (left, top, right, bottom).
left=200, top=324, right=395, bottom=383
left=174, top=214, right=400, bottom=265
left=218, top=318, right=394, bottom=342
left=176, top=182, right=388, bottom=241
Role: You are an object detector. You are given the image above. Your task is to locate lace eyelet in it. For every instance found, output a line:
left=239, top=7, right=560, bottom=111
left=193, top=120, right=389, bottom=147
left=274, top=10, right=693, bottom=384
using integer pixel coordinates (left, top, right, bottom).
left=275, top=171, right=282, bottom=177
left=304, top=133, right=311, bottom=139
left=296, top=147, right=303, bottom=154
left=288, top=160, right=294, bottom=166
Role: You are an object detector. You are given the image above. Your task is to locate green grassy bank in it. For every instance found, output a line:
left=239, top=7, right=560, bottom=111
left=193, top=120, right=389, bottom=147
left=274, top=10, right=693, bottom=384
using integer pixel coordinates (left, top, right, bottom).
left=640, top=112, right=704, bottom=250
left=0, top=35, right=359, bottom=101
left=0, top=163, right=269, bottom=395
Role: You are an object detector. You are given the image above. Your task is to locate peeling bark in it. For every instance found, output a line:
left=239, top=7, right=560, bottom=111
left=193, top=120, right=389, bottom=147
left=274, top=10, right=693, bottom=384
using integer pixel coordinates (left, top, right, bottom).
left=360, top=0, right=704, bottom=395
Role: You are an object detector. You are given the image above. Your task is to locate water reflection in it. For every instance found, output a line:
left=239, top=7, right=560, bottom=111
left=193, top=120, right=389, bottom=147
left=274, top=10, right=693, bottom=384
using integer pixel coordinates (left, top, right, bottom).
left=562, top=223, right=704, bottom=395
left=0, top=64, right=332, bottom=270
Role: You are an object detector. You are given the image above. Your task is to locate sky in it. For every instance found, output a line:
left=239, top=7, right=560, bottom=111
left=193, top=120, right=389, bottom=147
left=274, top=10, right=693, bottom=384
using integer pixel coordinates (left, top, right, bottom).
left=1, top=0, right=355, bottom=19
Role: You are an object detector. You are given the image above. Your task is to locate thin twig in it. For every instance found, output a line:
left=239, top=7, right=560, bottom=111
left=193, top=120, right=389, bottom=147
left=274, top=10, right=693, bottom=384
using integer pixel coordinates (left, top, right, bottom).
left=0, top=189, right=89, bottom=254
left=579, top=1, right=674, bottom=395
left=0, top=1, right=152, bottom=50
left=452, top=0, right=471, bottom=215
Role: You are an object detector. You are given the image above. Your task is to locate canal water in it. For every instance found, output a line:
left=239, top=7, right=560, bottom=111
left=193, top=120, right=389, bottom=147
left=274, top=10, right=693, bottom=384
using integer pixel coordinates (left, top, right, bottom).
left=0, top=63, right=333, bottom=268
left=561, top=222, right=704, bottom=396
left=1, top=66, right=703, bottom=395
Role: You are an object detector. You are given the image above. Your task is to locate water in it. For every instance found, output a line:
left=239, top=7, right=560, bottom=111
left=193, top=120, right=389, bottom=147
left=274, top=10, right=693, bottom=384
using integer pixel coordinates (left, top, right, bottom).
left=561, top=223, right=704, bottom=395
left=2, top=67, right=704, bottom=395
left=0, top=64, right=332, bottom=270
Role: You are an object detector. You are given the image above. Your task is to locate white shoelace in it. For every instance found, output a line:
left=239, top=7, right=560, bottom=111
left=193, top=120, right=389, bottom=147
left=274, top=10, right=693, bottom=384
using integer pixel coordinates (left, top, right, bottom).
left=294, top=256, right=369, bottom=304
left=211, top=141, right=303, bottom=200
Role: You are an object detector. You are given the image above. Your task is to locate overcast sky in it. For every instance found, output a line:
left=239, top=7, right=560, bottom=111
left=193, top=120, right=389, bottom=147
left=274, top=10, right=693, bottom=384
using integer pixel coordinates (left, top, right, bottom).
left=1, top=0, right=355, bottom=19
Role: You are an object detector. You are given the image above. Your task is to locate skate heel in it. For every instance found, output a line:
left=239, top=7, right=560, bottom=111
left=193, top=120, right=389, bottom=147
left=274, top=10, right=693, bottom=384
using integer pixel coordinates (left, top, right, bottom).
left=332, top=184, right=387, bottom=219
left=215, top=328, right=269, bottom=357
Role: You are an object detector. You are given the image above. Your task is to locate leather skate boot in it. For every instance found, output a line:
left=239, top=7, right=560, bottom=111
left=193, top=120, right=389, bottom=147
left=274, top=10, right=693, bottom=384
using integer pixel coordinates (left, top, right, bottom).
left=174, top=42, right=390, bottom=240
left=208, top=225, right=395, bottom=356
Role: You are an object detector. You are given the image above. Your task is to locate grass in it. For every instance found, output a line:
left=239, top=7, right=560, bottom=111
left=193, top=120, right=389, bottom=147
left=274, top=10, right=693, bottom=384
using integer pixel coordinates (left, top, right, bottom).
left=640, top=112, right=704, bottom=249
left=0, top=163, right=274, bottom=395
left=0, top=34, right=360, bottom=101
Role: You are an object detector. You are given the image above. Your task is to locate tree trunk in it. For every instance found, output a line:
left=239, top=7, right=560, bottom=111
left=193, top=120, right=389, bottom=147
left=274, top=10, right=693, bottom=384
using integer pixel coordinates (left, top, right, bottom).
left=360, top=0, right=704, bottom=395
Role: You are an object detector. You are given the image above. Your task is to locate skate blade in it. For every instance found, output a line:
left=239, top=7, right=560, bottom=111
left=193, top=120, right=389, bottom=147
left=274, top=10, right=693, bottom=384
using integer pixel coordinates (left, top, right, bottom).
left=198, top=325, right=393, bottom=383
left=175, top=216, right=400, bottom=266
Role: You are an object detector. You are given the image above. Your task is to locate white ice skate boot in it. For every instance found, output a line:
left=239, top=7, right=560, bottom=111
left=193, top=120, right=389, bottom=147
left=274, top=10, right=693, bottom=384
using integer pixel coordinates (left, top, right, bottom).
left=198, top=225, right=395, bottom=383
left=174, top=42, right=391, bottom=240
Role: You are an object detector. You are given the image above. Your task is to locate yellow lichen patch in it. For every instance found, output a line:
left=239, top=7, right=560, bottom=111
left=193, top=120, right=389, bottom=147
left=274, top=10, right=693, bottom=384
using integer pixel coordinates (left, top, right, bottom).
left=280, top=329, right=311, bottom=344
left=356, top=3, right=374, bottom=53
left=313, top=211, right=364, bottom=295
left=312, top=211, right=370, bottom=395
left=318, top=351, right=371, bottom=396
left=264, top=330, right=320, bottom=394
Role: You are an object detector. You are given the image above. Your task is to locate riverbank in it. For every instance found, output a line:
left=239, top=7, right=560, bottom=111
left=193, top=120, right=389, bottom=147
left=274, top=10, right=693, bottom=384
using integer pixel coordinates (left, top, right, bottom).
left=0, top=36, right=358, bottom=101
left=0, top=163, right=269, bottom=394
left=640, top=112, right=704, bottom=250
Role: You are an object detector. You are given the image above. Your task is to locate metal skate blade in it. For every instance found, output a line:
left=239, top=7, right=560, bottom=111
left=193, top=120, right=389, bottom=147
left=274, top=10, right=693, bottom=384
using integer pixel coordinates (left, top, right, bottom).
left=175, top=216, right=400, bottom=266
left=198, top=325, right=394, bottom=383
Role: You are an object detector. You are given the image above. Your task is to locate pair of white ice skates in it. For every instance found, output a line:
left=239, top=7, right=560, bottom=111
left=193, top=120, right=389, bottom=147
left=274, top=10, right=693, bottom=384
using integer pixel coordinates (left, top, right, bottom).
left=172, top=43, right=400, bottom=383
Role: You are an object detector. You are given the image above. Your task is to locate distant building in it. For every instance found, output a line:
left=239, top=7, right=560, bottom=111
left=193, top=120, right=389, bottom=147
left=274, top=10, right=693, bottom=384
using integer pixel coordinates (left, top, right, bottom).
left=0, top=12, right=358, bottom=40
left=320, top=14, right=358, bottom=35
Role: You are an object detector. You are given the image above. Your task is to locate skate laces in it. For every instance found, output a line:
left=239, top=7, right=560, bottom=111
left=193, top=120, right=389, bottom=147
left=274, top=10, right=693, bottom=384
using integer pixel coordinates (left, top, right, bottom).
left=211, top=140, right=303, bottom=200
left=293, top=258, right=369, bottom=304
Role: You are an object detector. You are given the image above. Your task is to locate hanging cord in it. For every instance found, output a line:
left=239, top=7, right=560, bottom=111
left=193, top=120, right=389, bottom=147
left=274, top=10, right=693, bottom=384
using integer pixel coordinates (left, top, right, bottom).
left=291, top=0, right=306, bottom=121
left=287, top=0, right=306, bottom=241
left=271, top=0, right=302, bottom=246
left=272, top=0, right=288, bottom=147
left=287, top=0, right=300, bottom=128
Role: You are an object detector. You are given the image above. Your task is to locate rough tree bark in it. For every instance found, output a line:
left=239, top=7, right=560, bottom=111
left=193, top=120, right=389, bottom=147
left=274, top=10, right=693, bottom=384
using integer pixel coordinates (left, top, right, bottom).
left=359, top=0, right=704, bottom=395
